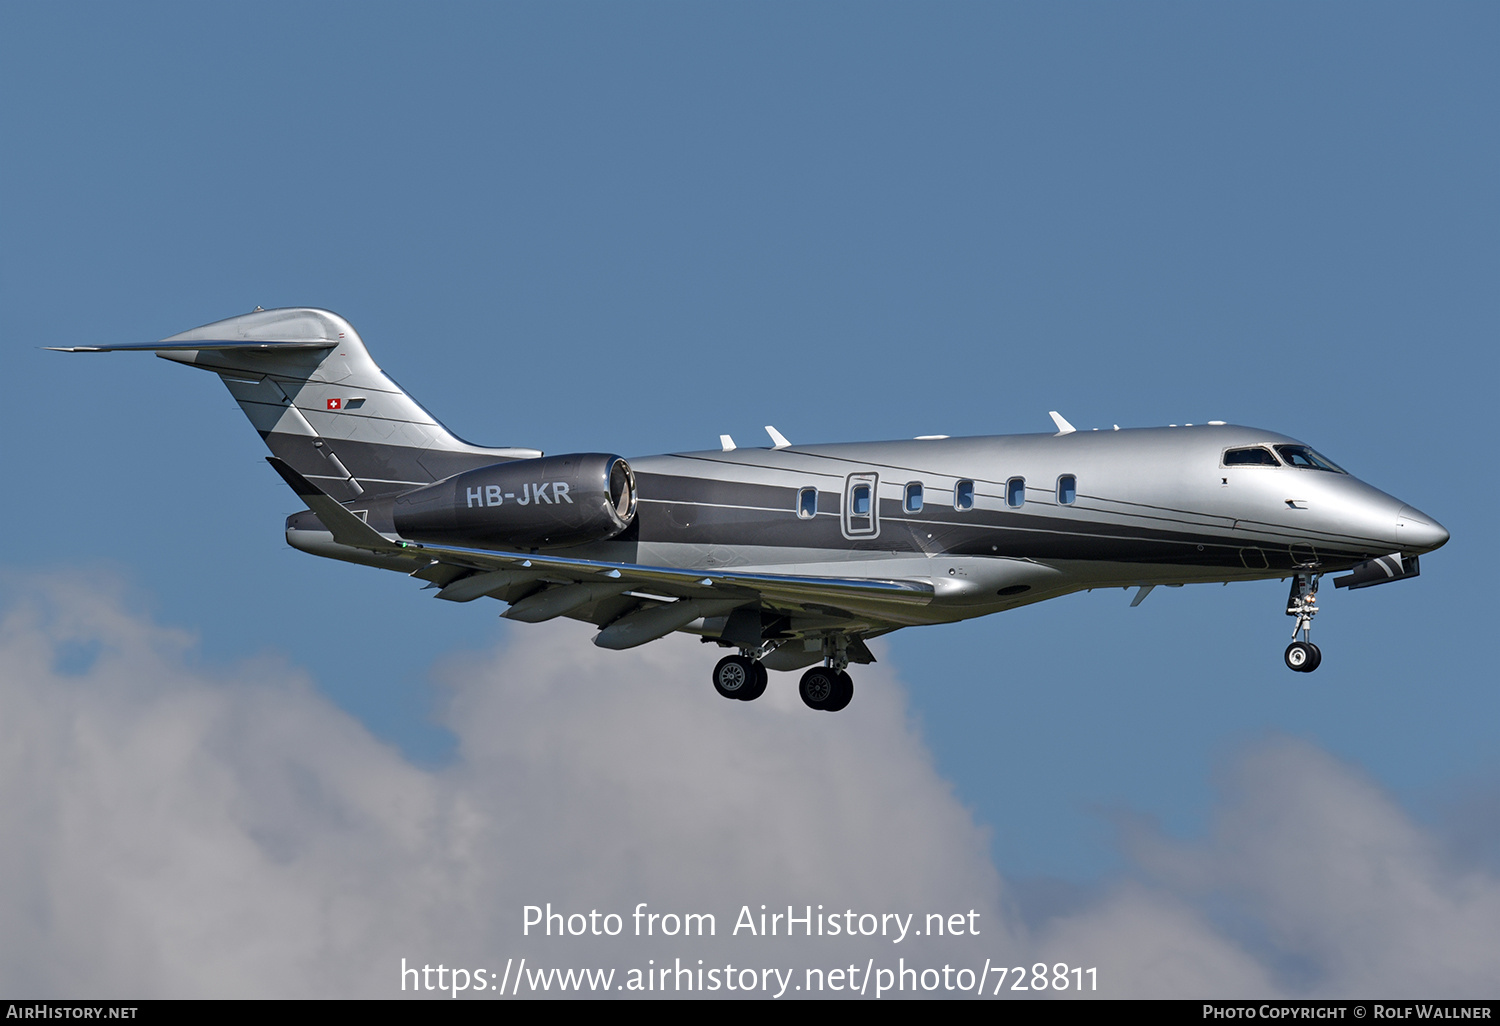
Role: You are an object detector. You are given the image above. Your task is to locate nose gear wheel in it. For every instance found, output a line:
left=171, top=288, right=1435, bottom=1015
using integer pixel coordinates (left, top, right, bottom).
left=1284, top=641, right=1322, bottom=673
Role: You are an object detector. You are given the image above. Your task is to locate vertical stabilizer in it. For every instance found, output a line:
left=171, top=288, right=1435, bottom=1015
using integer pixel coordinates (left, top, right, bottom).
left=145, top=308, right=540, bottom=499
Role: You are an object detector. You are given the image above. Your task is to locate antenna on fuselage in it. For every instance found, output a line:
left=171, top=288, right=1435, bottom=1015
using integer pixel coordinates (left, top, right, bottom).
left=720, top=435, right=736, bottom=451
left=1049, top=411, right=1076, bottom=435
left=765, top=426, right=791, bottom=450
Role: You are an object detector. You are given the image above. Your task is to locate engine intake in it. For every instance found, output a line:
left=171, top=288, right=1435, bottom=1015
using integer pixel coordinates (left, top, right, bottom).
left=393, top=453, right=637, bottom=548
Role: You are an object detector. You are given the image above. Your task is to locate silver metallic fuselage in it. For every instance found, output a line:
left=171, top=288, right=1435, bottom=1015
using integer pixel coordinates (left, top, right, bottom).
left=569, top=423, right=1447, bottom=631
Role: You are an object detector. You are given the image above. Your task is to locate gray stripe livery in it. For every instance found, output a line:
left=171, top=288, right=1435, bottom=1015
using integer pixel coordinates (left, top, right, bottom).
left=61, top=308, right=1450, bottom=700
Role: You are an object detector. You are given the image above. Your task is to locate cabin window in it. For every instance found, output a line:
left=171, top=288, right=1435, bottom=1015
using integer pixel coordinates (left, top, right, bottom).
left=851, top=484, right=871, bottom=516
left=904, top=482, right=924, bottom=513
left=1057, top=475, right=1076, bottom=505
left=954, top=480, right=975, bottom=511
left=797, top=487, right=818, bottom=519
left=1223, top=447, right=1281, bottom=467
left=1007, top=477, right=1026, bottom=507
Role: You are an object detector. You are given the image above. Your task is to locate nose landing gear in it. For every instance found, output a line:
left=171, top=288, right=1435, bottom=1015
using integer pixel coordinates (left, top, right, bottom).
left=1284, top=572, right=1323, bottom=673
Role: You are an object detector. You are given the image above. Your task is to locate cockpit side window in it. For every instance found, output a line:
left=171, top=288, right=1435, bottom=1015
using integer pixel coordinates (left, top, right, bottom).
left=1274, top=445, right=1347, bottom=473
left=1223, top=447, right=1281, bottom=467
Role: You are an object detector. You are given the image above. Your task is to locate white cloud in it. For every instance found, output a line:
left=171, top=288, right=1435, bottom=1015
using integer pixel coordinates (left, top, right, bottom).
left=1095, top=738, right=1500, bottom=997
left=0, top=575, right=1006, bottom=997
left=1, top=575, right=1496, bottom=998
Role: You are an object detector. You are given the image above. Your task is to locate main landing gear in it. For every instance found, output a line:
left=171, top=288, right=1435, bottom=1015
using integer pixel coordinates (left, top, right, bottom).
left=798, top=634, right=854, bottom=712
left=1284, top=572, right=1323, bottom=673
left=798, top=665, right=853, bottom=712
left=709, top=635, right=857, bottom=712
left=712, top=654, right=767, bottom=701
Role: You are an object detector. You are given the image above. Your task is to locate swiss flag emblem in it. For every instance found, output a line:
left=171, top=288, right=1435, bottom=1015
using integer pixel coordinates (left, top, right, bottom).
left=327, top=398, right=342, bottom=411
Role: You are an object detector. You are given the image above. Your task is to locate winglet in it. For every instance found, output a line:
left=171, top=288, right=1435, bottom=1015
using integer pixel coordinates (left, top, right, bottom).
left=765, top=425, right=791, bottom=449
left=265, top=457, right=405, bottom=554
left=1049, top=411, right=1076, bottom=435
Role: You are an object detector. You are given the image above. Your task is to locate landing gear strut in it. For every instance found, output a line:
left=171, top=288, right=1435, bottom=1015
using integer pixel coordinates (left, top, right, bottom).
left=1284, top=572, right=1323, bottom=673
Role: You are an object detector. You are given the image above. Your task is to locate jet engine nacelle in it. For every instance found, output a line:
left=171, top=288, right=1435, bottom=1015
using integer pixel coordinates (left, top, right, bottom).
left=392, top=453, right=637, bottom=548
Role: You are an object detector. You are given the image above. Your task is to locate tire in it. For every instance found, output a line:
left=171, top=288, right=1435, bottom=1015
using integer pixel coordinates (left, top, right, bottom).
left=739, top=662, right=768, bottom=702
left=823, top=670, right=854, bottom=712
left=1304, top=643, right=1322, bottom=673
left=713, top=655, right=756, bottom=699
left=799, top=666, right=839, bottom=710
left=1284, top=642, right=1315, bottom=672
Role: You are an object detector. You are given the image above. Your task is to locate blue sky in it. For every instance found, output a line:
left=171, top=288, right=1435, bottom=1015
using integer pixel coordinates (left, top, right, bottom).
left=2, top=2, right=1496, bottom=996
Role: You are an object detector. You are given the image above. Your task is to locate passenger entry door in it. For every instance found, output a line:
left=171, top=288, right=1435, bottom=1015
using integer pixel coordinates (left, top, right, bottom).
left=842, top=473, right=880, bottom=539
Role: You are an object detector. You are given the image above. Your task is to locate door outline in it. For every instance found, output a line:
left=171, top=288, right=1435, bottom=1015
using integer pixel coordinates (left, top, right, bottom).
left=842, top=473, right=880, bottom=539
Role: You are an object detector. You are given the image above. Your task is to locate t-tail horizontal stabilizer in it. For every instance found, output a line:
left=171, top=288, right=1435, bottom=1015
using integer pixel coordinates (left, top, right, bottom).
left=264, top=457, right=407, bottom=555
left=45, top=340, right=336, bottom=353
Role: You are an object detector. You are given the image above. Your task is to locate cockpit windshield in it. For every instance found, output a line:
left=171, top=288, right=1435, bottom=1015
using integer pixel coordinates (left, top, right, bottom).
left=1223, top=447, right=1281, bottom=467
left=1274, top=445, right=1347, bottom=473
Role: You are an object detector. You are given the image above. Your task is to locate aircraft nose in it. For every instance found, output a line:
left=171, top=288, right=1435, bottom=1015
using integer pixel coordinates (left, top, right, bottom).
left=1397, top=504, right=1450, bottom=552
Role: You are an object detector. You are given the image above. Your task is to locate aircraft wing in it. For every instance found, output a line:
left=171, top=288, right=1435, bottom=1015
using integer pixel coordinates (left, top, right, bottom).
left=412, top=543, right=936, bottom=608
